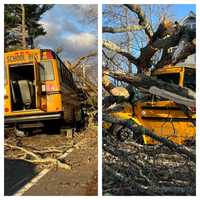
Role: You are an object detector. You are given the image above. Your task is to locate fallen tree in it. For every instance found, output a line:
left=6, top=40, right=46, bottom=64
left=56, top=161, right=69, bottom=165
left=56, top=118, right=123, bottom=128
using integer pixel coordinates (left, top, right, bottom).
left=103, top=124, right=195, bottom=195
left=104, top=70, right=196, bottom=107
left=102, top=4, right=196, bottom=196
left=103, top=114, right=195, bottom=162
left=103, top=127, right=195, bottom=195
left=103, top=5, right=195, bottom=72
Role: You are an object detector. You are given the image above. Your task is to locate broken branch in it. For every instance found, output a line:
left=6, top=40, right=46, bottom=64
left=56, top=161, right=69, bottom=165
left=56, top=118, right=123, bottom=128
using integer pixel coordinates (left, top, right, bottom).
left=103, top=25, right=144, bottom=33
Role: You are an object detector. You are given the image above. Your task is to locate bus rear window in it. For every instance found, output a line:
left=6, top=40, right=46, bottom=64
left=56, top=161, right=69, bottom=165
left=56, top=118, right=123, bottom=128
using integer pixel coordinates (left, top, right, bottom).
left=40, top=60, right=54, bottom=80
left=154, top=73, right=180, bottom=85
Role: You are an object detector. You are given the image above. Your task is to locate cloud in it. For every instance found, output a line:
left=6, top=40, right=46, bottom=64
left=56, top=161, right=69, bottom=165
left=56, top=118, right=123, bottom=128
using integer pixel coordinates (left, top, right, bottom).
left=35, top=30, right=97, bottom=60
left=35, top=5, right=97, bottom=61
left=62, top=33, right=97, bottom=57
left=61, top=4, right=98, bottom=22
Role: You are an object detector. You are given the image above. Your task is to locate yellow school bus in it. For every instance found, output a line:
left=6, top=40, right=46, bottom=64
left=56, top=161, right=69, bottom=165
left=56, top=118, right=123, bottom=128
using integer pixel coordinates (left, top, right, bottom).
left=4, top=49, right=86, bottom=135
left=105, top=65, right=196, bottom=145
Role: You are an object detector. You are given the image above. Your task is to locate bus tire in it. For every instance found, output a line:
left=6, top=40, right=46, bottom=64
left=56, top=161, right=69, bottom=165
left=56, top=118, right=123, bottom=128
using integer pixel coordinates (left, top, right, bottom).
left=110, top=124, right=130, bottom=142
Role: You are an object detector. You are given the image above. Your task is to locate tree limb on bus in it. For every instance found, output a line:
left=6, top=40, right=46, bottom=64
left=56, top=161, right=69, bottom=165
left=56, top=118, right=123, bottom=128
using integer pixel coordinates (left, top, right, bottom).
left=103, top=114, right=196, bottom=162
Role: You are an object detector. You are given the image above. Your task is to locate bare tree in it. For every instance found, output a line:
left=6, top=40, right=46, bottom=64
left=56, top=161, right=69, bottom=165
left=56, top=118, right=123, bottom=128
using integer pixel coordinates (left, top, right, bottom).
left=103, top=4, right=195, bottom=73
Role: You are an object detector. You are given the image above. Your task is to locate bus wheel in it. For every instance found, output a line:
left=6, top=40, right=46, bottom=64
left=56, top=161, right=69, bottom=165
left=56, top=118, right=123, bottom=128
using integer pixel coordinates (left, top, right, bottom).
left=111, top=125, right=131, bottom=142
left=118, top=127, right=132, bottom=142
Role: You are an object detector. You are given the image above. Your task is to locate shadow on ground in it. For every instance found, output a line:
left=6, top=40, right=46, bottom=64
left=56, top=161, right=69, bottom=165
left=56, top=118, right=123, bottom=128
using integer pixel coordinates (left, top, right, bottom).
left=4, top=158, right=38, bottom=195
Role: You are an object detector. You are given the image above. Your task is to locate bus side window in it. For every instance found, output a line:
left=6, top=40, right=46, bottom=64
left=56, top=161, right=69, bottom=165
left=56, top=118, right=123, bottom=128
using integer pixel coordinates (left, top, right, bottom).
left=61, top=62, right=71, bottom=85
left=184, top=69, right=196, bottom=91
left=56, top=57, right=62, bottom=82
left=56, top=55, right=74, bottom=86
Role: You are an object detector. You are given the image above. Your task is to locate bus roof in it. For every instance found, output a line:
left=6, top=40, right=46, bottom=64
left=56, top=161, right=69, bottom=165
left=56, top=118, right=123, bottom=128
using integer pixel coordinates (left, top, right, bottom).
left=152, top=65, right=195, bottom=75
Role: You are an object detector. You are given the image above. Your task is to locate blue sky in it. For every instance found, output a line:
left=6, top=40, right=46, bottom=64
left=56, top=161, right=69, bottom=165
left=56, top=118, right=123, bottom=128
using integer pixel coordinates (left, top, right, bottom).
left=103, top=4, right=196, bottom=27
left=171, top=4, right=196, bottom=21
left=35, top=5, right=97, bottom=62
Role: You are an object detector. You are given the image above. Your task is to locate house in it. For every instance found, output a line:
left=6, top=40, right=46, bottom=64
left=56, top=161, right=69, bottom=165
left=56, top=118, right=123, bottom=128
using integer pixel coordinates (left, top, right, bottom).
left=179, top=11, right=196, bottom=30
left=171, top=11, right=196, bottom=67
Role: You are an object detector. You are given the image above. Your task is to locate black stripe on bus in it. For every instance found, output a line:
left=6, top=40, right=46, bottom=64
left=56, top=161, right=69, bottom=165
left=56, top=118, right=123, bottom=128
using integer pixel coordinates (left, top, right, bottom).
left=46, top=91, right=61, bottom=95
left=141, top=106, right=181, bottom=110
left=141, top=116, right=196, bottom=123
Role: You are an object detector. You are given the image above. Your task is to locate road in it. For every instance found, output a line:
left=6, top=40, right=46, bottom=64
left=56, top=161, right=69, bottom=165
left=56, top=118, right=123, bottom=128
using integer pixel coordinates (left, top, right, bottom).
left=4, top=126, right=98, bottom=196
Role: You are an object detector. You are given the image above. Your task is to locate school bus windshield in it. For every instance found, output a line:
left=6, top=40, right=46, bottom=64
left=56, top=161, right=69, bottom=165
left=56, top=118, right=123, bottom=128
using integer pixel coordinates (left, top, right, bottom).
left=184, top=68, right=196, bottom=91
left=154, top=73, right=180, bottom=85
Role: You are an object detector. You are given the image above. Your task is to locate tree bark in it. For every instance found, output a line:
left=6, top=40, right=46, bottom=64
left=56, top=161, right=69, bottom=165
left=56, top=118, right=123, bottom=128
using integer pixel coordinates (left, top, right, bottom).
left=71, top=51, right=97, bottom=70
left=149, top=86, right=195, bottom=107
left=103, top=40, right=138, bottom=65
left=103, top=25, right=144, bottom=33
left=124, top=4, right=154, bottom=39
left=21, top=4, right=26, bottom=49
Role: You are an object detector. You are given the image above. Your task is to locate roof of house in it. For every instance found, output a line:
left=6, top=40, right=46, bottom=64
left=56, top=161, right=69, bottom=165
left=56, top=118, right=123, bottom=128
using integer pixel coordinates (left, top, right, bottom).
left=179, top=11, right=196, bottom=26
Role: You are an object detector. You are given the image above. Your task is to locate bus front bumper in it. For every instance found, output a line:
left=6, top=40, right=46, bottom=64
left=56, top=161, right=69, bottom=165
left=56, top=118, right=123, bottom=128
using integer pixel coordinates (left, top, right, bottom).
left=5, top=112, right=63, bottom=124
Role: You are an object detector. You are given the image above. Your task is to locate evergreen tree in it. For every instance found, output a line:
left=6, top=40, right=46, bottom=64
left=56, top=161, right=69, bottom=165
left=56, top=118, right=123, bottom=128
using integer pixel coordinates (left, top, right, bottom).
left=4, top=4, right=53, bottom=51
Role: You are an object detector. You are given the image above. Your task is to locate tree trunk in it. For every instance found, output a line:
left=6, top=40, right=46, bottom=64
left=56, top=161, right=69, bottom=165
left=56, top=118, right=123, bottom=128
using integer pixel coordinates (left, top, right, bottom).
left=105, top=71, right=195, bottom=100
left=21, top=4, right=26, bottom=49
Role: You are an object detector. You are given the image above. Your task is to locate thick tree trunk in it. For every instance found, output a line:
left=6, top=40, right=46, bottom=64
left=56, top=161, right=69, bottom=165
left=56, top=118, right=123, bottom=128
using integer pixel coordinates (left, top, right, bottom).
left=21, top=4, right=26, bottom=49
left=149, top=86, right=195, bottom=107
left=105, top=71, right=195, bottom=100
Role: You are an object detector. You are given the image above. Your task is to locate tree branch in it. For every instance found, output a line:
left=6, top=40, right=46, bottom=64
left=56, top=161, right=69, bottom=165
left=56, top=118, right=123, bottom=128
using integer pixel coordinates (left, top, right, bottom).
left=102, top=69, right=115, bottom=94
left=124, top=4, right=154, bottom=39
left=103, top=114, right=196, bottom=162
left=5, top=143, right=72, bottom=170
left=71, top=51, right=97, bottom=70
left=104, top=70, right=195, bottom=100
left=103, top=25, right=144, bottom=33
left=103, top=40, right=138, bottom=65
left=154, top=43, right=195, bottom=69
left=137, top=34, right=180, bottom=69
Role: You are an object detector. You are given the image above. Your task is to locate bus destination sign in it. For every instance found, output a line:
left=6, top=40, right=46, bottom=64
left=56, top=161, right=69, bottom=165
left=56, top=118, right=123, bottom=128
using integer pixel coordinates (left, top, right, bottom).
left=5, top=50, right=40, bottom=64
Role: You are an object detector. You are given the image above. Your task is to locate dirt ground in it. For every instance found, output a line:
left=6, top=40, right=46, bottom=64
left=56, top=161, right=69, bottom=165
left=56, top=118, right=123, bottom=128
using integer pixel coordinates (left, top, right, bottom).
left=4, top=126, right=98, bottom=196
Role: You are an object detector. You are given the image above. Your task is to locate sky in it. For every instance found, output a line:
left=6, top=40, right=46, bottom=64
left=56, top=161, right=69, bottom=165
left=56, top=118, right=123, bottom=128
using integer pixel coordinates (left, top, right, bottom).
left=103, top=4, right=196, bottom=29
left=35, top=5, right=98, bottom=62
left=171, top=4, right=196, bottom=21
left=36, top=4, right=195, bottom=63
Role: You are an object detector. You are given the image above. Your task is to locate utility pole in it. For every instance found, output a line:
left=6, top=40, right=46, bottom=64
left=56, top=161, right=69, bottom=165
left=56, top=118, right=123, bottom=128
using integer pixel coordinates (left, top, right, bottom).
left=21, top=4, right=26, bottom=49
